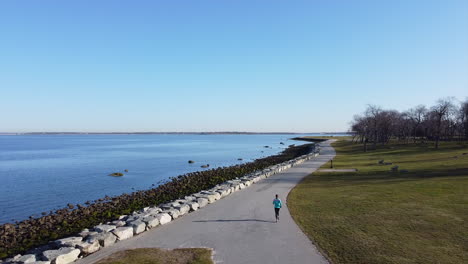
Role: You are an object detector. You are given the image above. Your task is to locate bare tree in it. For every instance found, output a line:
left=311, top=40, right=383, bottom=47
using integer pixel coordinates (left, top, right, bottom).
left=460, top=99, right=468, bottom=140
left=429, top=98, right=455, bottom=148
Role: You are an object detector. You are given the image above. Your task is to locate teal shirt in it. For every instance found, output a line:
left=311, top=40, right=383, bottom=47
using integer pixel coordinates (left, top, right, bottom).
left=273, top=199, right=282, bottom=208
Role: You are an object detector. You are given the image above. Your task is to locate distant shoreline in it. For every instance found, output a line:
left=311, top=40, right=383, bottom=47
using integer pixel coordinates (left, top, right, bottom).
left=0, top=132, right=350, bottom=135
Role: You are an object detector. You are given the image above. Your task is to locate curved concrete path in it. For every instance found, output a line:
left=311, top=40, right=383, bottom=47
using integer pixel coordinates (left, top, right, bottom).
left=76, top=140, right=336, bottom=264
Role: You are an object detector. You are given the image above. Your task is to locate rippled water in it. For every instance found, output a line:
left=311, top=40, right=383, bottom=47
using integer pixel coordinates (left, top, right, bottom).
left=0, top=133, right=330, bottom=224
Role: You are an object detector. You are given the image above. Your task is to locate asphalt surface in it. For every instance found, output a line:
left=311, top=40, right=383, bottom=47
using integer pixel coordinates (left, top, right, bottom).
left=76, top=140, right=336, bottom=264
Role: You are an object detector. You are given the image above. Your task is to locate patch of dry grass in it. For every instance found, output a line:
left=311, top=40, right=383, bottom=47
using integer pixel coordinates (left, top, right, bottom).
left=95, top=248, right=213, bottom=264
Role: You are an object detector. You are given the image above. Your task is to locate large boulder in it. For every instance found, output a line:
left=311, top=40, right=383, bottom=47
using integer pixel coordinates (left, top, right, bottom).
left=163, top=209, right=180, bottom=219
left=76, top=240, right=100, bottom=255
left=88, top=232, right=117, bottom=247
left=16, top=254, right=36, bottom=263
left=175, top=204, right=190, bottom=215
left=54, top=237, right=82, bottom=247
left=111, top=220, right=126, bottom=227
left=155, top=213, right=171, bottom=225
left=128, top=220, right=146, bottom=235
left=112, top=227, right=134, bottom=241
left=94, top=224, right=116, bottom=233
left=196, top=198, right=209, bottom=208
left=142, top=216, right=159, bottom=229
left=146, top=207, right=161, bottom=216
left=187, top=202, right=199, bottom=211
left=42, top=247, right=80, bottom=264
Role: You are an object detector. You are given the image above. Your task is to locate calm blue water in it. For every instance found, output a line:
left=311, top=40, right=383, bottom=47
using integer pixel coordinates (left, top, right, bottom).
left=0, top=134, right=332, bottom=224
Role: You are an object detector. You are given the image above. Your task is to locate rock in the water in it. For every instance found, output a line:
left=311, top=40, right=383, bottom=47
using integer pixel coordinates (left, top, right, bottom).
left=201, top=164, right=210, bottom=168
left=196, top=198, right=209, bottom=208
left=76, top=240, right=100, bottom=255
left=112, top=227, right=134, bottom=240
left=42, top=247, right=80, bottom=264
left=16, top=254, right=36, bottom=263
left=88, top=232, right=117, bottom=247
left=128, top=220, right=146, bottom=234
left=142, top=216, right=159, bottom=228
left=94, top=224, right=116, bottom=233
left=155, top=213, right=171, bottom=225
left=54, top=237, right=82, bottom=247
left=108, top=172, right=124, bottom=177
left=188, top=160, right=195, bottom=163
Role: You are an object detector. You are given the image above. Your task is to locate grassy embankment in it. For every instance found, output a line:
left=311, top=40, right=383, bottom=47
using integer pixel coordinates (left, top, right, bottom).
left=96, top=248, right=213, bottom=264
left=289, top=139, right=468, bottom=263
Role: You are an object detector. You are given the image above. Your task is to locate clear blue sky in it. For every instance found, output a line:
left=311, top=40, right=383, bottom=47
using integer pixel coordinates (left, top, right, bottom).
left=1, top=1, right=467, bottom=132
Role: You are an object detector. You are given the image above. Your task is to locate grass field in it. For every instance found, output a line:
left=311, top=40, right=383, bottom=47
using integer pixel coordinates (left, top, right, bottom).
left=289, top=139, right=468, bottom=264
left=95, top=248, right=213, bottom=264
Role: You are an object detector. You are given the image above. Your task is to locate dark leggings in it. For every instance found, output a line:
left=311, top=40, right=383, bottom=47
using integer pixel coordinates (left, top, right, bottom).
left=275, top=208, right=280, bottom=219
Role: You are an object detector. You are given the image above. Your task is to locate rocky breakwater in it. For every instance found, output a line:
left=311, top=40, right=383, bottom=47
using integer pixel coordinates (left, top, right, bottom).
left=1, top=148, right=320, bottom=264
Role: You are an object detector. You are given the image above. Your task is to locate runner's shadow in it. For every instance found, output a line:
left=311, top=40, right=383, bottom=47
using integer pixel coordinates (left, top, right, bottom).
left=193, top=219, right=275, bottom=223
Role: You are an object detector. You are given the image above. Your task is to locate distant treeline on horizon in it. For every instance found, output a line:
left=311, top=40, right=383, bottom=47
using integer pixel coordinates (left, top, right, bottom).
left=0, top=132, right=351, bottom=135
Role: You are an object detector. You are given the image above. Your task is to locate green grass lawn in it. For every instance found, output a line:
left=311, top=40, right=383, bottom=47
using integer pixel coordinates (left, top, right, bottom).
left=95, top=248, right=213, bottom=264
left=289, top=140, right=468, bottom=264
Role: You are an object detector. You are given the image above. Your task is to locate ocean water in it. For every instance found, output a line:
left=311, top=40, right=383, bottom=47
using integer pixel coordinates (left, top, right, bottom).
left=0, top=134, right=330, bottom=224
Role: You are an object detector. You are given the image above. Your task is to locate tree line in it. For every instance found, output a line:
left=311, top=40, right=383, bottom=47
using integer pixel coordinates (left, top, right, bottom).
left=350, top=97, right=468, bottom=150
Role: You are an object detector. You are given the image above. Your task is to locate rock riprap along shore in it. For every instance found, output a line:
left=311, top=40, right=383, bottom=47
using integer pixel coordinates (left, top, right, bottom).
left=0, top=144, right=317, bottom=263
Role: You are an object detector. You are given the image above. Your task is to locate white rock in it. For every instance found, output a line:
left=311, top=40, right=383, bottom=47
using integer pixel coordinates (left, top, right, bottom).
left=239, top=183, right=246, bottom=189
left=42, top=247, right=80, bottom=264
left=155, top=213, right=171, bottom=225
left=118, top=215, right=127, bottom=220
left=146, top=208, right=161, bottom=216
left=163, top=209, right=180, bottom=219
left=175, top=204, right=190, bottom=215
left=128, top=220, right=146, bottom=234
left=17, top=254, right=36, bottom=263
left=94, top=224, right=116, bottom=233
left=112, top=227, right=134, bottom=240
left=142, top=216, right=159, bottom=228
left=196, top=198, right=209, bottom=208
left=28, top=262, right=51, bottom=264
left=54, top=236, right=83, bottom=247
left=187, top=202, right=199, bottom=211
left=88, top=232, right=117, bottom=247
left=111, top=220, right=126, bottom=227
left=76, top=240, right=100, bottom=254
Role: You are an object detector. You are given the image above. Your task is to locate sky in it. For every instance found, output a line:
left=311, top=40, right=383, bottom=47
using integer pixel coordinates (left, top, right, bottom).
left=0, top=0, right=467, bottom=133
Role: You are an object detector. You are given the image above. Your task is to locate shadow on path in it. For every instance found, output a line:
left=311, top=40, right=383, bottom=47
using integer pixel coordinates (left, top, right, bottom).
left=193, top=219, right=275, bottom=223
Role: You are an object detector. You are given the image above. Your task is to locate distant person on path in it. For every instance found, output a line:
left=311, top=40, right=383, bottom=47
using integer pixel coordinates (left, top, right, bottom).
left=273, top=194, right=282, bottom=222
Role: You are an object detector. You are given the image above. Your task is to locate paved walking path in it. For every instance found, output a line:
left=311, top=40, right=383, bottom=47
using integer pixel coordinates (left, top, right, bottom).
left=76, top=140, right=336, bottom=264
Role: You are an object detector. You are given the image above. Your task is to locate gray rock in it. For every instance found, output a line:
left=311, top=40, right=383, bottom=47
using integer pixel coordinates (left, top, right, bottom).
left=155, top=213, right=171, bottom=225
left=187, top=202, right=199, bottom=211
left=112, top=227, right=134, bottom=241
left=118, top=215, right=127, bottom=220
left=128, top=220, right=146, bottom=234
left=174, top=204, right=190, bottom=215
left=111, top=220, right=126, bottom=227
left=76, top=240, right=100, bottom=255
left=146, top=208, right=161, bottom=216
left=196, top=198, right=209, bottom=208
left=17, top=254, right=36, bottom=263
left=142, top=216, right=159, bottom=229
left=54, top=237, right=83, bottom=247
left=87, top=232, right=117, bottom=247
left=163, top=209, right=180, bottom=219
left=42, top=247, right=80, bottom=264
left=28, top=262, right=51, bottom=264
left=94, top=224, right=116, bottom=233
